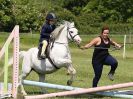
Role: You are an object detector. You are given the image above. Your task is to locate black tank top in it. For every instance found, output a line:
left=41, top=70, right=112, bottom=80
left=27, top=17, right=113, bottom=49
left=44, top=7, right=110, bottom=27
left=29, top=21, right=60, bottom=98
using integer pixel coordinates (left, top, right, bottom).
left=92, top=36, right=110, bottom=64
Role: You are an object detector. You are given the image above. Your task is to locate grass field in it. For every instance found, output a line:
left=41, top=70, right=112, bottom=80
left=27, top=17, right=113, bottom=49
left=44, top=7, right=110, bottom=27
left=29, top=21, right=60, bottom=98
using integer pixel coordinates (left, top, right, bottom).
left=0, top=33, right=133, bottom=99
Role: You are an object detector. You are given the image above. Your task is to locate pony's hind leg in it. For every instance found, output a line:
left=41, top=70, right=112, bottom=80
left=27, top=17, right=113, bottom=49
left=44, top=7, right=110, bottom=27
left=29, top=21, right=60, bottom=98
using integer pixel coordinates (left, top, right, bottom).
left=19, top=57, right=32, bottom=95
left=19, top=70, right=32, bottom=95
left=66, top=64, right=76, bottom=86
left=19, top=73, right=29, bottom=95
left=38, top=74, right=47, bottom=93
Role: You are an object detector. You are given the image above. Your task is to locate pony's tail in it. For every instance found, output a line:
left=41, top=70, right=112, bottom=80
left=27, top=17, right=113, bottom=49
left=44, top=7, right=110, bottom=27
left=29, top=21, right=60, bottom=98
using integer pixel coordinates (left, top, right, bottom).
left=19, top=51, right=26, bottom=59
left=0, top=51, right=27, bottom=77
left=8, top=51, right=26, bottom=66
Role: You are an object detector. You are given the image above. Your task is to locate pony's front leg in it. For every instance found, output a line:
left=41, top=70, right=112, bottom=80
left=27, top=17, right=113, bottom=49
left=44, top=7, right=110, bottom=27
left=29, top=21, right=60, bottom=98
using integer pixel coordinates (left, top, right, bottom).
left=66, top=64, right=76, bottom=86
left=55, top=58, right=72, bottom=66
left=55, top=58, right=76, bottom=85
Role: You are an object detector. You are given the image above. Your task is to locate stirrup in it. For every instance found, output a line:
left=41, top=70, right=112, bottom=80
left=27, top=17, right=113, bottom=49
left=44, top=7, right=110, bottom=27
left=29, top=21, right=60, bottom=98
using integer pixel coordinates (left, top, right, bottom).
left=38, top=55, right=42, bottom=60
left=40, top=54, right=46, bottom=59
left=38, top=54, right=46, bottom=60
left=41, top=55, right=46, bottom=59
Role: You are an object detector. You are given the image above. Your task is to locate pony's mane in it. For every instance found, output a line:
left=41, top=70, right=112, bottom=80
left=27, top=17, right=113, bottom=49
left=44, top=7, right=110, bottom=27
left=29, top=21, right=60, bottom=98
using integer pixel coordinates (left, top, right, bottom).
left=51, top=21, right=73, bottom=40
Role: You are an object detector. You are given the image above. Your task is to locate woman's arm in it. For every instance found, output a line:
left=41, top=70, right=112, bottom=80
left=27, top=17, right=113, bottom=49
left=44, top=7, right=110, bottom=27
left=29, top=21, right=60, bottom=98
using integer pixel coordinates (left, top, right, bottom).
left=110, top=39, right=121, bottom=48
left=80, top=37, right=100, bottom=50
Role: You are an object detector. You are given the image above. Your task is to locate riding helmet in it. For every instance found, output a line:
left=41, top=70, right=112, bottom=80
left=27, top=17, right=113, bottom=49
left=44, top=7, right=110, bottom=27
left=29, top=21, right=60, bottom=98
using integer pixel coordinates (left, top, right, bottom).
left=46, top=13, right=57, bottom=20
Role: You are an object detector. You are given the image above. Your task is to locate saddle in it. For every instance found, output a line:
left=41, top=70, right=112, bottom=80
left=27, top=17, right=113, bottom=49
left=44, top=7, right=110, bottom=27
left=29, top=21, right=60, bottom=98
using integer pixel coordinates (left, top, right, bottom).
left=45, top=41, right=51, bottom=58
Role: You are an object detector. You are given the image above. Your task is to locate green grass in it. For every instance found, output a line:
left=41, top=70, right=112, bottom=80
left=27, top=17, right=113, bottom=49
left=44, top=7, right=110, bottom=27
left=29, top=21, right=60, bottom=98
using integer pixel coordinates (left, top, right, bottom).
left=0, top=33, right=133, bottom=99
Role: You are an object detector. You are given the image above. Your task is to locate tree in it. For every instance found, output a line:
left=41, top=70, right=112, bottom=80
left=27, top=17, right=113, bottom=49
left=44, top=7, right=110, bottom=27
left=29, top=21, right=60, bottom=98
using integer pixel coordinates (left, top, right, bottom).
left=63, top=0, right=90, bottom=15
left=0, top=0, right=14, bottom=31
left=83, top=0, right=133, bottom=22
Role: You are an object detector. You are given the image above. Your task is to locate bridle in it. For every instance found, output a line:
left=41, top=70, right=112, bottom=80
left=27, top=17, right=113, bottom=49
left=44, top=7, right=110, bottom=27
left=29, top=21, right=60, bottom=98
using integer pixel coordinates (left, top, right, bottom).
left=67, top=26, right=81, bottom=48
left=67, top=26, right=79, bottom=42
left=54, top=25, right=79, bottom=45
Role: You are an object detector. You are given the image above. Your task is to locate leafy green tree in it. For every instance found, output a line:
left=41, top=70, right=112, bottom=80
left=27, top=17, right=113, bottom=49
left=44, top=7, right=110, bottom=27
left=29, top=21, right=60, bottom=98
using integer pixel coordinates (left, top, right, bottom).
left=75, top=12, right=102, bottom=34
left=83, top=0, right=133, bottom=22
left=14, top=4, right=42, bottom=32
left=0, top=0, right=14, bottom=31
left=63, top=0, right=90, bottom=15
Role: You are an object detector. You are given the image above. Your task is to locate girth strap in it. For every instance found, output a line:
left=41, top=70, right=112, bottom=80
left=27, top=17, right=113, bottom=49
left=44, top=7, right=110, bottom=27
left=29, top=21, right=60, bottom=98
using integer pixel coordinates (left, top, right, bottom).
left=47, top=56, right=59, bottom=69
left=46, top=42, right=59, bottom=69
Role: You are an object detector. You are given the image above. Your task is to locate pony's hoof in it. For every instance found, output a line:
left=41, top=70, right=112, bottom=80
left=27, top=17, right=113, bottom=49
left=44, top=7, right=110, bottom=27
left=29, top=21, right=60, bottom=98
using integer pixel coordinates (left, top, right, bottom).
left=42, top=91, right=48, bottom=94
left=66, top=72, right=70, bottom=75
left=67, top=80, right=72, bottom=86
left=21, top=91, right=27, bottom=96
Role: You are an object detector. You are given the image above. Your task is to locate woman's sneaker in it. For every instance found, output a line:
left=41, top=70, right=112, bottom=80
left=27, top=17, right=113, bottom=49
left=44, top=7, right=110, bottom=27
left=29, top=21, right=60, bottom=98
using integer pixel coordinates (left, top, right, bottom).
left=108, top=71, right=115, bottom=81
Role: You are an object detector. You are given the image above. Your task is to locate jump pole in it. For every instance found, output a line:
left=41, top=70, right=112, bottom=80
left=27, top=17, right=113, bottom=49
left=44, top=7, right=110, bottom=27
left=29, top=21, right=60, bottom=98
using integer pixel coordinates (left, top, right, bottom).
left=3, top=44, right=9, bottom=93
left=23, top=80, right=133, bottom=99
left=12, top=25, right=19, bottom=98
left=23, top=80, right=81, bottom=90
left=25, top=82, right=133, bottom=99
left=123, top=35, right=126, bottom=58
left=0, top=25, right=19, bottom=99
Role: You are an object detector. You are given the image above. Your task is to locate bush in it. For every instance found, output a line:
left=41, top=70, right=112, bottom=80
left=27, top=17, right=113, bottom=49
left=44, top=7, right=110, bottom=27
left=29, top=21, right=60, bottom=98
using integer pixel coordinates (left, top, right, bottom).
left=75, top=13, right=102, bottom=34
left=0, top=0, right=15, bottom=32
left=14, top=5, right=43, bottom=32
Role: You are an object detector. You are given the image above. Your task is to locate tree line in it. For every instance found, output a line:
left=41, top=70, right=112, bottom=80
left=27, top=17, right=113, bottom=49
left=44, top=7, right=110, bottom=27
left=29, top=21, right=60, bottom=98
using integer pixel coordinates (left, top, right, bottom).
left=0, top=0, right=133, bottom=34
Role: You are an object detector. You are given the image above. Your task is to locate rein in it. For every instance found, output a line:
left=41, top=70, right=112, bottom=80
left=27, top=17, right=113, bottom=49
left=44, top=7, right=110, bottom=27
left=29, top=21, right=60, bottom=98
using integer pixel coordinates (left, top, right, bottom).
left=80, top=45, right=124, bottom=52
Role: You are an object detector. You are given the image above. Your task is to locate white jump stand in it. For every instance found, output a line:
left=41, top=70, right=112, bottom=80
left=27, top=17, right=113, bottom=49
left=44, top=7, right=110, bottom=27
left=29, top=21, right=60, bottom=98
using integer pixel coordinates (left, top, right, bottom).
left=0, top=82, right=12, bottom=98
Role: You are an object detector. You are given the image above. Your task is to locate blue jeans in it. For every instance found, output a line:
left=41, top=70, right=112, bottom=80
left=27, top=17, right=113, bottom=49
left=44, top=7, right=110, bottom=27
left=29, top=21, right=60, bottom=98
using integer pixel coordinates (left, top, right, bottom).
left=92, top=55, right=118, bottom=87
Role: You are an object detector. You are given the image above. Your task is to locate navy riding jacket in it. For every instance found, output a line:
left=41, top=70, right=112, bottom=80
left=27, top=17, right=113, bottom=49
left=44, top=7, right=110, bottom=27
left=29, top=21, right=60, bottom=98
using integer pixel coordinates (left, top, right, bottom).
left=39, top=22, right=56, bottom=42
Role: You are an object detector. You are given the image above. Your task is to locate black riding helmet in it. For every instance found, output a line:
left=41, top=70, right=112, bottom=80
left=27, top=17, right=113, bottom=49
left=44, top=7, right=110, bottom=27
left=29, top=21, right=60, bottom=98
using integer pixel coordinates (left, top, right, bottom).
left=46, top=13, right=57, bottom=20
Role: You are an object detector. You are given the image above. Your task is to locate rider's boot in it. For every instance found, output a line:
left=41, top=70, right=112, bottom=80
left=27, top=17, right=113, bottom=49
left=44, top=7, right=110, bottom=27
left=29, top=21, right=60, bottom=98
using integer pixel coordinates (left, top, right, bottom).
left=40, top=40, right=48, bottom=59
left=38, top=47, right=42, bottom=60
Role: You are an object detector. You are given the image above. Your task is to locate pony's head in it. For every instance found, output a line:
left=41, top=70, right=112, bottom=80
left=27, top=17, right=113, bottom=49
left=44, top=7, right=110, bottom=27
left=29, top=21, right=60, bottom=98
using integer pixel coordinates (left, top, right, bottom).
left=66, top=22, right=82, bottom=44
left=51, top=21, right=82, bottom=45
